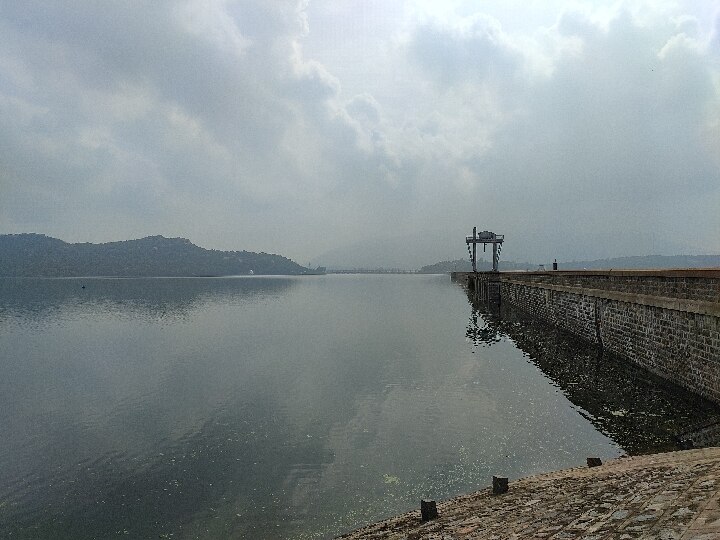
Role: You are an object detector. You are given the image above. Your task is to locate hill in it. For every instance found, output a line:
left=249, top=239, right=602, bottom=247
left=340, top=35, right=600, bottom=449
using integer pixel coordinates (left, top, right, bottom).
left=419, top=258, right=535, bottom=273
left=0, top=234, right=307, bottom=277
left=419, top=254, right=720, bottom=273
left=557, top=255, right=720, bottom=270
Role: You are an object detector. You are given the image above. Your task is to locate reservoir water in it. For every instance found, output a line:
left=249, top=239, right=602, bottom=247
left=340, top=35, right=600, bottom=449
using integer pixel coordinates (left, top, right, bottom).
left=0, top=274, right=716, bottom=539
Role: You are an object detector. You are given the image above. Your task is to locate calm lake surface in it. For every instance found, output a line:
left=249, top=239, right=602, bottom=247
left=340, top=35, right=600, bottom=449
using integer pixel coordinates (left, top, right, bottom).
left=0, top=274, right=716, bottom=539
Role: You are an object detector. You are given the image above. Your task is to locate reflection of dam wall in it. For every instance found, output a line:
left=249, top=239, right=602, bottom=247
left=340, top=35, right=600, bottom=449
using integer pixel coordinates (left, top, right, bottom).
left=465, top=296, right=718, bottom=454
left=453, top=270, right=720, bottom=404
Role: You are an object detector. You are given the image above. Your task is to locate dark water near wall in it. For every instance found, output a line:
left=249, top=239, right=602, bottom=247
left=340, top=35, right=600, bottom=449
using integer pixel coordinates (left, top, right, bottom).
left=0, top=275, right=716, bottom=539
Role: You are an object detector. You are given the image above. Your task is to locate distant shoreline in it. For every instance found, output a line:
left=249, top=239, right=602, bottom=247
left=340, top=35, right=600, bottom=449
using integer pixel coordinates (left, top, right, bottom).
left=0, top=233, right=308, bottom=277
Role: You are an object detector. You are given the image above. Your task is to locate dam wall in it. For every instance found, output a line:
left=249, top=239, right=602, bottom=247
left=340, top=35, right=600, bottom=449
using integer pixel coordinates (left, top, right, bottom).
left=452, top=270, right=720, bottom=403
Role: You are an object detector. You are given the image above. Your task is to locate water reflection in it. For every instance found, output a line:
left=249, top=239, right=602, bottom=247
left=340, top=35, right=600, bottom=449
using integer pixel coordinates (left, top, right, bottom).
left=0, top=276, right=297, bottom=325
left=0, top=276, right=306, bottom=539
left=1, top=399, right=335, bottom=539
left=1, top=275, right=624, bottom=539
left=3, top=275, right=717, bottom=540
left=466, top=290, right=720, bottom=454
left=465, top=303, right=501, bottom=347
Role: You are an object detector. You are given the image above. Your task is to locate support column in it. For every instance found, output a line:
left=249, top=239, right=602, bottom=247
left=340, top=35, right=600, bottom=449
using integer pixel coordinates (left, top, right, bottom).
left=472, top=226, right=477, bottom=273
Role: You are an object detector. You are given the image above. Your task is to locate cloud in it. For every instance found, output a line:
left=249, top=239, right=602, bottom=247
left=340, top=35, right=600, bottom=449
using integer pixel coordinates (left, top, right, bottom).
left=346, top=94, right=381, bottom=124
left=0, top=2, right=346, bottom=246
left=0, top=1, right=718, bottom=264
left=408, top=14, right=524, bottom=85
left=401, top=6, right=720, bottom=261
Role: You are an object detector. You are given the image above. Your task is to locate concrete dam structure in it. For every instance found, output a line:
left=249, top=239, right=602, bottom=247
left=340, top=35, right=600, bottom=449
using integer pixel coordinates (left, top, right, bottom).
left=452, top=269, right=720, bottom=404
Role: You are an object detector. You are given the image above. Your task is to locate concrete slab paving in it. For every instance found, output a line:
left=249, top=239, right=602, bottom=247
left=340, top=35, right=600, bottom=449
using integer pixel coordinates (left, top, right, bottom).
left=338, top=448, right=720, bottom=540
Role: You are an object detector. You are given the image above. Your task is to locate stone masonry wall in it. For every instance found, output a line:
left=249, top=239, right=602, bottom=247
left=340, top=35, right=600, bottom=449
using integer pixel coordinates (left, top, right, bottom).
left=504, top=270, right=720, bottom=304
left=501, top=284, right=599, bottom=344
left=494, top=270, right=720, bottom=404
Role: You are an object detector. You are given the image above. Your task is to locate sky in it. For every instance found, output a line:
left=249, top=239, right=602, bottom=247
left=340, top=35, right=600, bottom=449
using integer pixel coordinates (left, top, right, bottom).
left=1, top=1, right=719, bottom=267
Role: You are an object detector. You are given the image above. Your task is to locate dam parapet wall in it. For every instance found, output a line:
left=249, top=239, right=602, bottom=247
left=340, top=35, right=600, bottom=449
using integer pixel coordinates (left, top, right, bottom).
left=452, top=269, right=720, bottom=403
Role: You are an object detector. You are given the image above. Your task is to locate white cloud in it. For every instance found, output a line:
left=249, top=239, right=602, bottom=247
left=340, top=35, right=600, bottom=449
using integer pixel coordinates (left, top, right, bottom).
left=0, top=1, right=718, bottom=264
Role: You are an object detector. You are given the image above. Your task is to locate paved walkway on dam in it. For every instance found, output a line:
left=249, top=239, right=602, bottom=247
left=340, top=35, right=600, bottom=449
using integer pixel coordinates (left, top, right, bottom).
left=338, top=447, right=720, bottom=540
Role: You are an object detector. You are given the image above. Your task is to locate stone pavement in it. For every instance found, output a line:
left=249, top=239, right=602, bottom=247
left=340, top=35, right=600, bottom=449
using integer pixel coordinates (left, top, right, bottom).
left=338, top=448, right=720, bottom=540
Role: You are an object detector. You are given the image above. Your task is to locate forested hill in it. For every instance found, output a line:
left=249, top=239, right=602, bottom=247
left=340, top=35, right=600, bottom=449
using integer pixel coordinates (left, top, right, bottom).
left=0, top=234, right=308, bottom=277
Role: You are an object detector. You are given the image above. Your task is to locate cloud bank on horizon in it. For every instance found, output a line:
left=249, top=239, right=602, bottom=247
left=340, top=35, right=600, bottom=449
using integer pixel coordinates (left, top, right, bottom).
left=1, top=1, right=718, bottom=266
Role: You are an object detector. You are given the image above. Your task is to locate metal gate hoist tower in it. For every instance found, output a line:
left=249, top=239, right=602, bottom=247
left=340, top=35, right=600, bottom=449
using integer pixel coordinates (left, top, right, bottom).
left=466, top=228, right=504, bottom=272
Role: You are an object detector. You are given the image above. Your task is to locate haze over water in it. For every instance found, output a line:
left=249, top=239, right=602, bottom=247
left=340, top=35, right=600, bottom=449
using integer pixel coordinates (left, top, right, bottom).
left=0, top=274, right=715, bottom=539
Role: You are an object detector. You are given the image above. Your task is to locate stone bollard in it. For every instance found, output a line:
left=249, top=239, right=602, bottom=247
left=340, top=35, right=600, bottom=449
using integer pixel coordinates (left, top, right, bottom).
left=492, top=476, right=509, bottom=495
left=587, top=457, right=602, bottom=467
left=420, top=499, right=438, bottom=521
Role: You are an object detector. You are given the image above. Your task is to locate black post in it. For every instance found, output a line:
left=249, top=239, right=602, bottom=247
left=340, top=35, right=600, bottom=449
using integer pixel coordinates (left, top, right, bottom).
left=420, top=500, right=438, bottom=521
left=492, top=476, right=509, bottom=494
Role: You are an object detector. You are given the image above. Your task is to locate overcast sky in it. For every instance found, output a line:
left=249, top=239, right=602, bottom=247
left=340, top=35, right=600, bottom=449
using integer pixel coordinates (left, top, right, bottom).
left=1, top=1, right=719, bottom=266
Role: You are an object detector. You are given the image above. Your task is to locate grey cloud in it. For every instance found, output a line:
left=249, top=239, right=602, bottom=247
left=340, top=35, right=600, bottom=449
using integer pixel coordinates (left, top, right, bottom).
left=0, top=0, right=383, bottom=252
left=711, top=11, right=720, bottom=50
left=408, top=14, right=523, bottom=85
left=346, top=94, right=381, bottom=124
left=556, top=10, right=603, bottom=38
left=401, top=8, right=720, bottom=261
left=0, top=2, right=718, bottom=265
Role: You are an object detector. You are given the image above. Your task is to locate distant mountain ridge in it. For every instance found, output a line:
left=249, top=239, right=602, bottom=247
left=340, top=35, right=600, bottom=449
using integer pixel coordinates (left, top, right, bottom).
left=0, top=234, right=307, bottom=277
left=419, top=255, right=720, bottom=273
left=557, top=255, right=720, bottom=270
left=419, top=258, right=536, bottom=273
